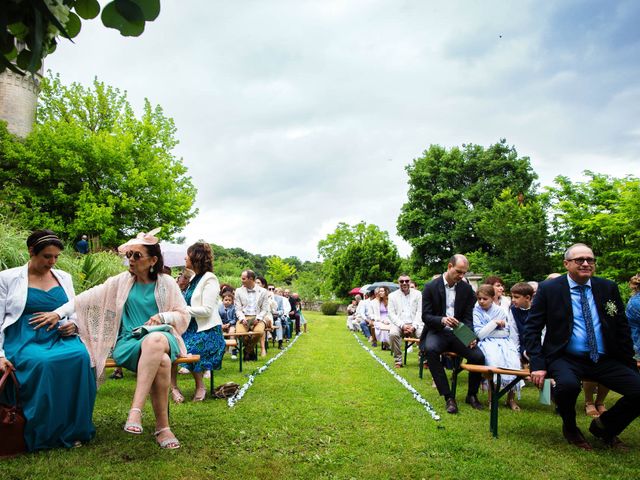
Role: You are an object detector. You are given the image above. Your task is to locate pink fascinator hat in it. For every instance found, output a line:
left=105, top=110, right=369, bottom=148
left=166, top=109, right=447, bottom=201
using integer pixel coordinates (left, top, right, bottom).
left=118, top=227, right=161, bottom=254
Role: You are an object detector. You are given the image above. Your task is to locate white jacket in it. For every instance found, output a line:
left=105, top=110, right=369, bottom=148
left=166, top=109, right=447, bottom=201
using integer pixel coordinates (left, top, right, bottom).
left=387, top=288, right=423, bottom=330
left=0, top=264, right=76, bottom=357
left=187, top=271, right=222, bottom=332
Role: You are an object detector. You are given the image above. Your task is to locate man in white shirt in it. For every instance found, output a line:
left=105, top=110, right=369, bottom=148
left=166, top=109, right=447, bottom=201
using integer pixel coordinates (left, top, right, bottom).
left=388, top=274, right=423, bottom=368
left=234, top=270, right=269, bottom=360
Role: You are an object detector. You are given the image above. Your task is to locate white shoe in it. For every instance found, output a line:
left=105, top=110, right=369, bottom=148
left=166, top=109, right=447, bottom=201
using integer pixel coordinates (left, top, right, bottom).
left=178, top=367, right=190, bottom=375
left=407, top=346, right=414, bottom=353
left=231, top=354, right=237, bottom=360
left=203, top=370, right=211, bottom=379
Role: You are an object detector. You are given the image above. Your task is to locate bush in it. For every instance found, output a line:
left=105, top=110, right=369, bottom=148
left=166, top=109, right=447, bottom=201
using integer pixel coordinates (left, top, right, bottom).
left=321, top=302, right=339, bottom=316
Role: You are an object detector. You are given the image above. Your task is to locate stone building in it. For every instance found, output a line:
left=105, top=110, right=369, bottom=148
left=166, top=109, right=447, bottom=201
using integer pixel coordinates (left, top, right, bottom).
left=0, top=69, right=41, bottom=137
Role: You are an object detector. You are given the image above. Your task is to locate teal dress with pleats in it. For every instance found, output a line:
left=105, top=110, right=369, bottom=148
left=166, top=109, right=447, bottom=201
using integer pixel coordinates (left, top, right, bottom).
left=2, top=286, right=96, bottom=451
left=111, top=281, right=180, bottom=371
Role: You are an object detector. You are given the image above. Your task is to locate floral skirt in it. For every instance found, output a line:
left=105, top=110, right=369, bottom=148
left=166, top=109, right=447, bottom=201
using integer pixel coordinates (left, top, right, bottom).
left=181, top=321, right=225, bottom=372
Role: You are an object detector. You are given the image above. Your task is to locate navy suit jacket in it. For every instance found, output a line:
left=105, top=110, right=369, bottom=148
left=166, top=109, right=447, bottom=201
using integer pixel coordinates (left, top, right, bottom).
left=524, top=274, right=635, bottom=372
left=419, top=275, right=475, bottom=346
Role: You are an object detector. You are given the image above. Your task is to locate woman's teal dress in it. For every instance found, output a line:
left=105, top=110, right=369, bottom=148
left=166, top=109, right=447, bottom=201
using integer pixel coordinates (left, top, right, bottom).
left=111, top=282, right=180, bottom=371
left=1, top=286, right=96, bottom=451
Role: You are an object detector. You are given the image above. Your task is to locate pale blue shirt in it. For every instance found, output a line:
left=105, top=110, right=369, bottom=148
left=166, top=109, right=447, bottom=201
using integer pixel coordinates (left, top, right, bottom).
left=566, top=276, right=606, bottom=357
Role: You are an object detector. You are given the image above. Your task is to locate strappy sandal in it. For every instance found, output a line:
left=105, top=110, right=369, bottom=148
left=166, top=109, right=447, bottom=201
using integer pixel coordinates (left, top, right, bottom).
left=154, top=427, right=180, bottom=450
left=124, top=408, right=143, bottom=434
left=585, top=402, right=599, bottom=417
left=595, top=402, right=607, bottom=415
left=193, top=386, right=206, bottom=402
left=170, top=386, right=184, bottom=404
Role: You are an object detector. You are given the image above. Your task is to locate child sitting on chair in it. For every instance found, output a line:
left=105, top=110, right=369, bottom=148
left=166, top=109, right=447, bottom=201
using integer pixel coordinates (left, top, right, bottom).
left=473, top=284, right=523, bottom=411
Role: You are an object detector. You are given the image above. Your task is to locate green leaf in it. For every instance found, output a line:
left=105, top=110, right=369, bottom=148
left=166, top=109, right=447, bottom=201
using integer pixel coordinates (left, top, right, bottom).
left=7, top=22, right=28, bottom=39
left=74, top=0, right=101, bottom=20
left=101, top=2, right=145, bottom=37
left=133, top=0, right=160, bottom=21
left=65, top=11, right=82, bottom=38
left=0, top=54, right=25, bottom=75
left=114, top=0, right=145, bottom=22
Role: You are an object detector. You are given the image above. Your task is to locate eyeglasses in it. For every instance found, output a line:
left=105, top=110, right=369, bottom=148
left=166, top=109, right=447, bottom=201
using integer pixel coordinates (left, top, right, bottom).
left=567, top=257, right=596, bottom=265
left=125, top=251, right=149, bottom=260
left=398, top=280, right=410, bottom=284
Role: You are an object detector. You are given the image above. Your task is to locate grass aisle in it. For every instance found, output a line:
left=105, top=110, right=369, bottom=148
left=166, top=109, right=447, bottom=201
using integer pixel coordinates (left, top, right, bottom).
left=3, top=312, right=639, bottom=479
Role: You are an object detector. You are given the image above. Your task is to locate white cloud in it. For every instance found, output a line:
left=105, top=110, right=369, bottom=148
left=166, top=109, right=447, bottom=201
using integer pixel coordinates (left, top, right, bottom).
left=46, top=1, right=640, bottom=261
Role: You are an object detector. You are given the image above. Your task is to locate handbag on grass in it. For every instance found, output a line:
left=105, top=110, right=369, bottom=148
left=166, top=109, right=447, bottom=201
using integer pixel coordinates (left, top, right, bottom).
left=0, top=369, right=27, bottom=458
left=131, top=324, right=172, bottom=339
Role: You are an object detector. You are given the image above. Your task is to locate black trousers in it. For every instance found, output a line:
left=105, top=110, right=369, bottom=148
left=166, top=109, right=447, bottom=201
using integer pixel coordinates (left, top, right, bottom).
left=422, top=330, right=485, bottom=399
left=548, top=354, right=640, bottom=436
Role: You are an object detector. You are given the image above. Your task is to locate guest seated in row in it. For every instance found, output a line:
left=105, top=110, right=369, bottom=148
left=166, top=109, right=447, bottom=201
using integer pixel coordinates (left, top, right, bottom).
left=171, top=242, right=225, bottom=403
left=388, top=274, right=423, bottom=368
left=507, top=282, right=534, bottom=363
left=473, top=284, right=523, bottom=411
left=371, top=287, right=391, bottom=350
left=235, top=270, right=269, bottom=360
left=483, top=275, right=511, bottom=312
left=219, top=290, right=238, bottom=359
left=0, top=230, right=96, bottom=451
left=67, top=229, right=189, bottom=450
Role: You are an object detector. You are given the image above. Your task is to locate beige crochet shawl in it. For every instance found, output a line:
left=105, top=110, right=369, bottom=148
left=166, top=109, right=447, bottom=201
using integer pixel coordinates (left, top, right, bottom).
left=74, top=272, right=189, bottom=384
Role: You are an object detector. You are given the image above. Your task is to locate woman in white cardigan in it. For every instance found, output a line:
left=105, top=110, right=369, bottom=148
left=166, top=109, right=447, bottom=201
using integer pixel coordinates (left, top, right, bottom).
left=170, top=242, right=224, bottom=402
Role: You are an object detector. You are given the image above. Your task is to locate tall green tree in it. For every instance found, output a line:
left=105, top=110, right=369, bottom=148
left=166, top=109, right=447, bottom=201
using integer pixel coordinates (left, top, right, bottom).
left=476, top=188, right=551, bottom=280
left=547, top=172, right=640, bottom=282
left=397, top=139, right=537, bottom=271
left=0, top=73, right=197, bottom=246
left=318, top=222, right=401, bottom=297
left=266, top=256, right=297, bottom=285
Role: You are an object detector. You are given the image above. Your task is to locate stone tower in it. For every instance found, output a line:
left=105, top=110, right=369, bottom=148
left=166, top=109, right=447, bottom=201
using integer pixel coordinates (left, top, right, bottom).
left=0, top=69, right=41, bottom=137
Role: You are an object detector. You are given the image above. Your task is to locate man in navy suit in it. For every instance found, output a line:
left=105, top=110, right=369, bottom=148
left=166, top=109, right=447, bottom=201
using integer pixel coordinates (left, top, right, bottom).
left=525, top=243, right=640, bottom=450
left=420, top=254, right=485, bottom=414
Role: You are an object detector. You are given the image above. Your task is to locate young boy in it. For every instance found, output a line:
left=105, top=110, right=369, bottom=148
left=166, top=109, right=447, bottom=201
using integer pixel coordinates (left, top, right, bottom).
left=508, top=282, right=534, bottom=363
left=219, top=291, right=238, bottom=359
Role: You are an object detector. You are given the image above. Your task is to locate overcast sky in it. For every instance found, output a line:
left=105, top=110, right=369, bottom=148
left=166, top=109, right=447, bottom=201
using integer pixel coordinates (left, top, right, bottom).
left=47, top=1, right=640, bottom=261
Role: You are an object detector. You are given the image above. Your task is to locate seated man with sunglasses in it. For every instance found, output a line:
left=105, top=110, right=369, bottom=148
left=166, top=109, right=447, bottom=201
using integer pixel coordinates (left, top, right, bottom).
left=525, top=243, right=640, bottom=451
left=388, top=274, right=423, bottom=368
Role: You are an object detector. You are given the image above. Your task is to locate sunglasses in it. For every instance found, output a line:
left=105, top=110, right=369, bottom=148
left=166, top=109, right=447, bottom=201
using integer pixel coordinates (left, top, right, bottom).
left=567, top=257, right=596, bottom=265
left=398, top=280, right=410, bottom=284
left=268, top=287, right=275, bottom=291
left=125, top=251, right=149, bottom=261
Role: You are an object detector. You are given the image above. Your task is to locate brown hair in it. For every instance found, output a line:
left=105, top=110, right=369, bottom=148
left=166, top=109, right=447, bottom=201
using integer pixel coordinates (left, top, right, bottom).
left=630, top=274, right=640, bottom=294
left=510, top=282, right=534, bottom=297
left=143, top=243, right=164, bottom=281
left=483, top=275, right=504, bottom=286
left=476, top=284, right=495, bottom=298
left=187, top=242, right=213, bottom=274
left=221, top=290, right=235, bottom=300
left=27, top=229, right=64, bottom=255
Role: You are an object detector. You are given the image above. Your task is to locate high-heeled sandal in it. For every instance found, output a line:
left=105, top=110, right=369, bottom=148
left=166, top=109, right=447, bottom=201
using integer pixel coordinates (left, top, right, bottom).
left=154, top=427, right=180, bottom=449
left=170, top=386, right=184, bottom=404
left=193, top=386, right=206, bottom=402
left=584, top=402, right=599, bottom=417
left=595, top=402, right=607, bottom=415
left=124, top=407, right=143, bottom=434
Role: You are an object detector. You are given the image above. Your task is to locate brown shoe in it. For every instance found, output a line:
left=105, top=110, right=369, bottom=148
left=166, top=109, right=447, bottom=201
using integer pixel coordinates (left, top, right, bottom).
left=562, top=426, right=593, bottom=451
left=589, top=419, right=629, bottom=451
left=394, top=363, right=403, bottom=369
left=446, top=398, right=458, bottom=414
left=465, top=395, right=484, bottom=410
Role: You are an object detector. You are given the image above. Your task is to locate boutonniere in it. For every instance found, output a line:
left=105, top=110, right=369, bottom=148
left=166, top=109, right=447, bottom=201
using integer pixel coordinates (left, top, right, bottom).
left=605, top=300, right=618, bottom=316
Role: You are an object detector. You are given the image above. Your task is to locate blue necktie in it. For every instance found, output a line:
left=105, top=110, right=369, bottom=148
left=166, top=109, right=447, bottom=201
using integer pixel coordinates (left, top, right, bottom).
left=578, top=285, right=599, bottom=363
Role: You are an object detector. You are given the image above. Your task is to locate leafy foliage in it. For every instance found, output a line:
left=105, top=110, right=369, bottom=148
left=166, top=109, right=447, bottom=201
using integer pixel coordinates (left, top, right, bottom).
left=318, top=222, right=401, bottom=297
left=266, top=256, right=297, bottom=285
left=1, top=0, right=161, bottom=75
left=547, top=172, right=640, bottom=283
left=475, top=188, right=551, bottom=281
left=0, top=73, right=197, bottom=247
left=320, top=301, right=339, bottom=315
left=397, top=140, right=537, bottom=271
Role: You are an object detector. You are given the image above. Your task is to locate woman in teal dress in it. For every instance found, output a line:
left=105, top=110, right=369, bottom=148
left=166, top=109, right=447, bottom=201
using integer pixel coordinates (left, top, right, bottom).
left=0, top=230, right=96, bottom=452
left=66, top=230, right=190, bottom=450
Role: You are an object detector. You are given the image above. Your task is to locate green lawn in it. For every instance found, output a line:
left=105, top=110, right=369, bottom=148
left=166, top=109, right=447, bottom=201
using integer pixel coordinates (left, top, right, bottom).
left=3, top=311, right=639, bottom=479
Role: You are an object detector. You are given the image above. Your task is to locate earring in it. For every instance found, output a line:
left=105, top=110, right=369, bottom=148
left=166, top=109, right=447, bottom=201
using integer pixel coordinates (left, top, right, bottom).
left=150, top=266, right=155, bottom=273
